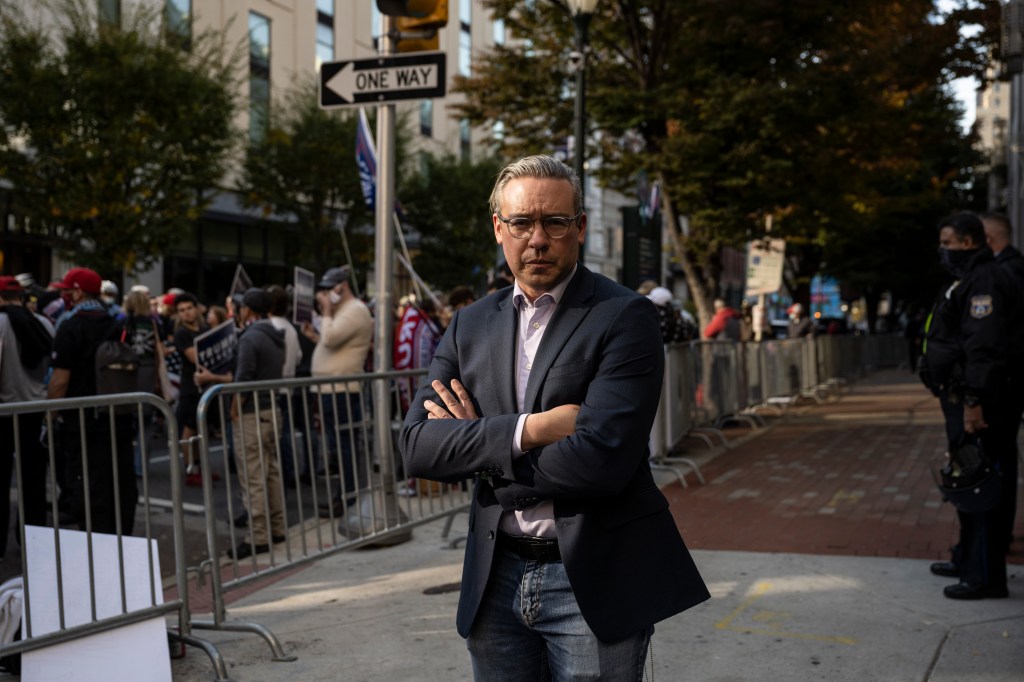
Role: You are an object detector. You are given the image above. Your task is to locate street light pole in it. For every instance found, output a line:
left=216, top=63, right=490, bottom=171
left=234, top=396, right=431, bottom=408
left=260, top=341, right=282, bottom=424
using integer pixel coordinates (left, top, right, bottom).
left=567, top=0, right=598, bottom=261
left=1005, top=1, right=1024, bottom=252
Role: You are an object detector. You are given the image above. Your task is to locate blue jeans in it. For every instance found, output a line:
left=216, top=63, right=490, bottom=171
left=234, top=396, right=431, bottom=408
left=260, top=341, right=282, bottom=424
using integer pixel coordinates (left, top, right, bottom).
left=319, top=392, right=363, bottom=497
left=467, top=547, right=651, bottom=681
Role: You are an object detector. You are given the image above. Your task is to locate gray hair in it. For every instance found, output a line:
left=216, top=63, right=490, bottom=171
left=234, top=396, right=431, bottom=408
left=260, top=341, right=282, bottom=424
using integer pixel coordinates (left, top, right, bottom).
left=489, top=155, right=582, bottom=215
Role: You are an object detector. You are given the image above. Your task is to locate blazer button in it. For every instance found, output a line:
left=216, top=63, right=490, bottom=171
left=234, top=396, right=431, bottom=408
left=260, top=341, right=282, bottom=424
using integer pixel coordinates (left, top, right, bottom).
left=487, top=531, right=494, bottom=540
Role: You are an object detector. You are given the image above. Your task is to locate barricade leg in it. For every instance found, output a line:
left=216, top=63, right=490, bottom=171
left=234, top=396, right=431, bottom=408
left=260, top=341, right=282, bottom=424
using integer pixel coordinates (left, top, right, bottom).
left=168, top=630, right=237, bottom=682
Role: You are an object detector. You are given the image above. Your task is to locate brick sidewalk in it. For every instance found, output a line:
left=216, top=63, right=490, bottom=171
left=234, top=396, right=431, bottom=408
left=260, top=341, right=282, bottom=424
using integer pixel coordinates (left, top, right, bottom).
left=667, top=369, right=1024, bottom=563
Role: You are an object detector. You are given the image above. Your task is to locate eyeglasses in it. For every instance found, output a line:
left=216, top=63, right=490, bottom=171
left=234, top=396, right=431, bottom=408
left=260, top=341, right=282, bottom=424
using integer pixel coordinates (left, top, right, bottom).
left=496, top=211, right=582, bottom=240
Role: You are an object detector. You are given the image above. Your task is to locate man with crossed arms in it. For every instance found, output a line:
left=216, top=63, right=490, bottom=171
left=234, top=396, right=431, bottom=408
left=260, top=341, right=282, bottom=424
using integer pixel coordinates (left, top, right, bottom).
left=401, top=155, right=708, bottom=680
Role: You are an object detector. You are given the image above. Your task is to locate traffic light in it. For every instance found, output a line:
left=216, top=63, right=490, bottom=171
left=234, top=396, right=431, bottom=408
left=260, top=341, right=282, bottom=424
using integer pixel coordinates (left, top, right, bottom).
left=376, top=0, right=439, bottom=18
left=379, top=0, right=447, bottom=53
left=396, top=33, right=440, bottom=53
left=396, top=0, right=448, bottom=32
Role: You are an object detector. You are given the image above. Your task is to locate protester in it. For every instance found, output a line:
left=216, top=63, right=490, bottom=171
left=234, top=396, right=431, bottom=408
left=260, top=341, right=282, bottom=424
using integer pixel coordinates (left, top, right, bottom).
left=201, top=288, right=287, bottom=560
left=646, top=286, right=694, bottom=343
left=206, top=304, right=229, bottom=328
left=301, top=266, right=373, bottom=518
left=266, top=285, right=303, bottom=488
left=100, top=280, right=121, bottom=317
left=787, top=302, right=814, bottom=338
left=172, top=292, right=210, bottom=487
left=703, top=298, right=742, bottom=340
left=47, top=267, right=136, bottom=535
left=0, top=276, right=55, bottom=554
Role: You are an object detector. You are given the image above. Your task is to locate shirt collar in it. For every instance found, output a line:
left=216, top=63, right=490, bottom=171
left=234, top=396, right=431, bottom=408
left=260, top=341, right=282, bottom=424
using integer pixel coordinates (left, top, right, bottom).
left=512, top=264, right=577, bottom=310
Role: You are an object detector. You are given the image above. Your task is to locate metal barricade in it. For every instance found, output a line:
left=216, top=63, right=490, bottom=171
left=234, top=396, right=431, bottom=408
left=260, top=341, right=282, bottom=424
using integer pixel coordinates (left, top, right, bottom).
left=650, top=343, right=703, bottom=485
left=0, top=393, right=226, bottom=678
left=188, top=370, right=471, bottom=661
left=759, top=338, right=807, bottom=405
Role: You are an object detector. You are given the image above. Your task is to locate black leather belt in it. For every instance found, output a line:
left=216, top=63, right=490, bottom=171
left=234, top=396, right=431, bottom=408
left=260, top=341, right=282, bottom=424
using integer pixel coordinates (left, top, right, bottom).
left=497, top=532, right=561, bottom=562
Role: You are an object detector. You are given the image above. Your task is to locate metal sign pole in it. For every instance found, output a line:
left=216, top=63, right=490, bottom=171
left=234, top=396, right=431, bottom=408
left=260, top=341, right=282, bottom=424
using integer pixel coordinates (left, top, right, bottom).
left=372, top=14, right=395, bottom=489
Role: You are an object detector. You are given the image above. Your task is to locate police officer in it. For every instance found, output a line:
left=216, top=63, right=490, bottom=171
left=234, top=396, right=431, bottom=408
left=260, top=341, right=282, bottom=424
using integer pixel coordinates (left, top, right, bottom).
left=920, top=212, right=1024, bottom=599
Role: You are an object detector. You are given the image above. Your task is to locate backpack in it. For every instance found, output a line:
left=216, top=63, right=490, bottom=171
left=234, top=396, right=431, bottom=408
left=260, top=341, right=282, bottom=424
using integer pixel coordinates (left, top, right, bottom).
left=95, top=325, right=139, bottom=413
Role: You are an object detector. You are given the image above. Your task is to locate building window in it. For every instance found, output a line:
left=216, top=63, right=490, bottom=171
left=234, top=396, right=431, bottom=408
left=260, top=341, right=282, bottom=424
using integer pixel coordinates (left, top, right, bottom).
left=493, top=19, right=504, bottom=45
left=460, top=0, right=471, bottom=27
left=98, top=0, right=121, bottom=27
left=165, top=0, right=191, bottom=51
left=459, top=29, right=471, bottom=77
left=420, top=100, right=433, bottom=137
left=316, top=0, right=334, bottom=68
left=460, top=118, right=471, bottom=160
left=249, top=12, right=271, bottom=144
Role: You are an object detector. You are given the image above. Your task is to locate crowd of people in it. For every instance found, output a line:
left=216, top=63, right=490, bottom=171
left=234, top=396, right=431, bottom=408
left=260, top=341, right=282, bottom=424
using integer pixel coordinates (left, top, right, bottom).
left=0, top=262, right=481, bottom=560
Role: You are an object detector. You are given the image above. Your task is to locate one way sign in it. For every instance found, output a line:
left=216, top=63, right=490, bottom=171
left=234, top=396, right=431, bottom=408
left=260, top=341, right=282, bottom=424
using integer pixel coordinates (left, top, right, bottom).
left=320, top=53, right=446, bottom=108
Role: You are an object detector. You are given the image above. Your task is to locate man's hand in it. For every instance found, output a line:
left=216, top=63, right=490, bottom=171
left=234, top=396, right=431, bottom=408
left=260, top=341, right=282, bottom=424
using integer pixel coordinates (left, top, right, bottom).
left=315, top=290, right=334, bottom=318
left=301, top=321, right=319, bottom=343
left=964, top=404, right=988, bottom=433
left=424, top=379, right=478, bottom=420
left=522, top=404, right=580, bottom=450
left=194, top=366, right=231, bottom=387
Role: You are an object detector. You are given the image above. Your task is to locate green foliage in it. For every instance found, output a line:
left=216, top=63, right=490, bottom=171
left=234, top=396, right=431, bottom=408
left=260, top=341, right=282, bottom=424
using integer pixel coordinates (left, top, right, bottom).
left=0, top=0, right=237, bottom=277
left=453, top=0, right=996, bottom=325
left=399, top=153, right=502, bottom=293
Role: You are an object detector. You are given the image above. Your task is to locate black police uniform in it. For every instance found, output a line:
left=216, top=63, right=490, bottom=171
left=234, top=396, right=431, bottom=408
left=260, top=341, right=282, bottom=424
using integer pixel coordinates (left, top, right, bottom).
left=921, top=247, right=1024, bottom=597
left=994, top=245, right=1024, bottom=545
left=995, top=244, right=1024, bottom=286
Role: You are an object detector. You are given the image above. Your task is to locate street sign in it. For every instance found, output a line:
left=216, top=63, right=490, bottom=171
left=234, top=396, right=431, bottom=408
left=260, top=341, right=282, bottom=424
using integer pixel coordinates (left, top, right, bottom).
left=320, top=53, right=446, bottom=108
left=745, top=238, right=786, bottom=296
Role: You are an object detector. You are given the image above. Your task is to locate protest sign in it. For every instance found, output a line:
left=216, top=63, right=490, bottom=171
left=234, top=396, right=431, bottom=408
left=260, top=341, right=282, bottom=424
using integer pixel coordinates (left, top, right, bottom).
left=293, top=266, right=315, bottom=325
left=194, top=319, right=238, bottom=375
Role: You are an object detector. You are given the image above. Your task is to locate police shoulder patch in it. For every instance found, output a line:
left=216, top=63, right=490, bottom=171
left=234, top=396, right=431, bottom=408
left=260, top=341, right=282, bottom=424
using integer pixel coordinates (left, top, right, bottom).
left=970, top=295, right=993, bottom=319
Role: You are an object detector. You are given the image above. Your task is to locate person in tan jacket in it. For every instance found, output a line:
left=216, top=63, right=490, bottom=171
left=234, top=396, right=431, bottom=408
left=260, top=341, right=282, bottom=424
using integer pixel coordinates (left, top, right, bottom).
left=301, top=266, right=373, bottom=518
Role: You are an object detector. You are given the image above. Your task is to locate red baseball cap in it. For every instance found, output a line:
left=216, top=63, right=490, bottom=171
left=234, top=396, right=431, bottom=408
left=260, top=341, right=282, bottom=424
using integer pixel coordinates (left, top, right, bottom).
left=0, top=276, right=23, bottom=292
left=56, top=267, right=102, bottom=295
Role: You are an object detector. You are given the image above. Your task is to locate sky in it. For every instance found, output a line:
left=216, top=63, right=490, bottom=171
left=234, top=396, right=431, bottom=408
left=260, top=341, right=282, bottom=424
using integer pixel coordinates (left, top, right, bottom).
left=938, top=0, right=978, bottom=132
left=954, top=76, right=977, bottom=132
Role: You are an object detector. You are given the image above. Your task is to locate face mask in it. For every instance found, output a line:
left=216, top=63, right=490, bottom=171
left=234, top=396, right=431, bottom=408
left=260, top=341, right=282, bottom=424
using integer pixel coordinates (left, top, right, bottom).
left=329, top=290, right=342, bottom=305
left=937, top=247, right=977, bottom=279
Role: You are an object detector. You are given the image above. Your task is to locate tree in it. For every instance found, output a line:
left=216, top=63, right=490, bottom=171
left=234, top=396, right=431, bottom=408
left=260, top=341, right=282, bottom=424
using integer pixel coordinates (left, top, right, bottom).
left=0, top=0, right=237, bottom=277
left=399, top=152, right=502, bottom=294
left=453, top=0, right=996, bottom=330
left=238, top=78, right=375, bottom=277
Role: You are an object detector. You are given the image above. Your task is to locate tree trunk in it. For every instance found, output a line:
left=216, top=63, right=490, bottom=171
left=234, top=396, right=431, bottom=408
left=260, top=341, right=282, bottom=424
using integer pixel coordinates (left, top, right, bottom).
left=659, top=176, right=715, bottom=333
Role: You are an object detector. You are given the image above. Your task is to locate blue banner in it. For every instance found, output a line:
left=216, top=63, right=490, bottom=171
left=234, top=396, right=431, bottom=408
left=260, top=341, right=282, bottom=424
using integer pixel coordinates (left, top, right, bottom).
left=356, top=107, right=377, bottom=212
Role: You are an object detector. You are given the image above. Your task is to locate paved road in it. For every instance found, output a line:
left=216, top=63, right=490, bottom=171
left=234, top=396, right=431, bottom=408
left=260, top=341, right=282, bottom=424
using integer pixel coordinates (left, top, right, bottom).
left=165, top=369, right=1024, bottom=681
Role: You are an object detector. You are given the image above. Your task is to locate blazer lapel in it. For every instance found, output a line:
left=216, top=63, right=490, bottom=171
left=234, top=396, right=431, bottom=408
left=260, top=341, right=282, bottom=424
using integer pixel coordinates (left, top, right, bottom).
left=523, top=268, right=594, bottom=411
left=487, top=292, right=519, bottom=413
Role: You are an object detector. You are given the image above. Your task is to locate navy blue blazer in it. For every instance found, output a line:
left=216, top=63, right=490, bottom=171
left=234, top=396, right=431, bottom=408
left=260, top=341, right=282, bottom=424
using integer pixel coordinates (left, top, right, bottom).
left=400, top=267, right=709, bottom=642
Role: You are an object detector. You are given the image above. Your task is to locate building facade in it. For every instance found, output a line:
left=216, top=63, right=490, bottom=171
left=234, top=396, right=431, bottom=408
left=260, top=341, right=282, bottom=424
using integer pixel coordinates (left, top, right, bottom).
left=1, top=0, right=626, bottom=299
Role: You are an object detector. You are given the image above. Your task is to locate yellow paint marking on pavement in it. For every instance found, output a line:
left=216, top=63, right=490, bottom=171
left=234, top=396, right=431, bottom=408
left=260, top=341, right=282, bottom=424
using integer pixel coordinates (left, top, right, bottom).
left=715, top=581, right=857, bottom=645
left=826, top=489, right=864, bottom=508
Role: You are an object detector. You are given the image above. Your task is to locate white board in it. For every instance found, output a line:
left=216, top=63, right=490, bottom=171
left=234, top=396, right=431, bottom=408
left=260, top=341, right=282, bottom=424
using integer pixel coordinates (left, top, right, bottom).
left=21, top=526, right=171, bottom=682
